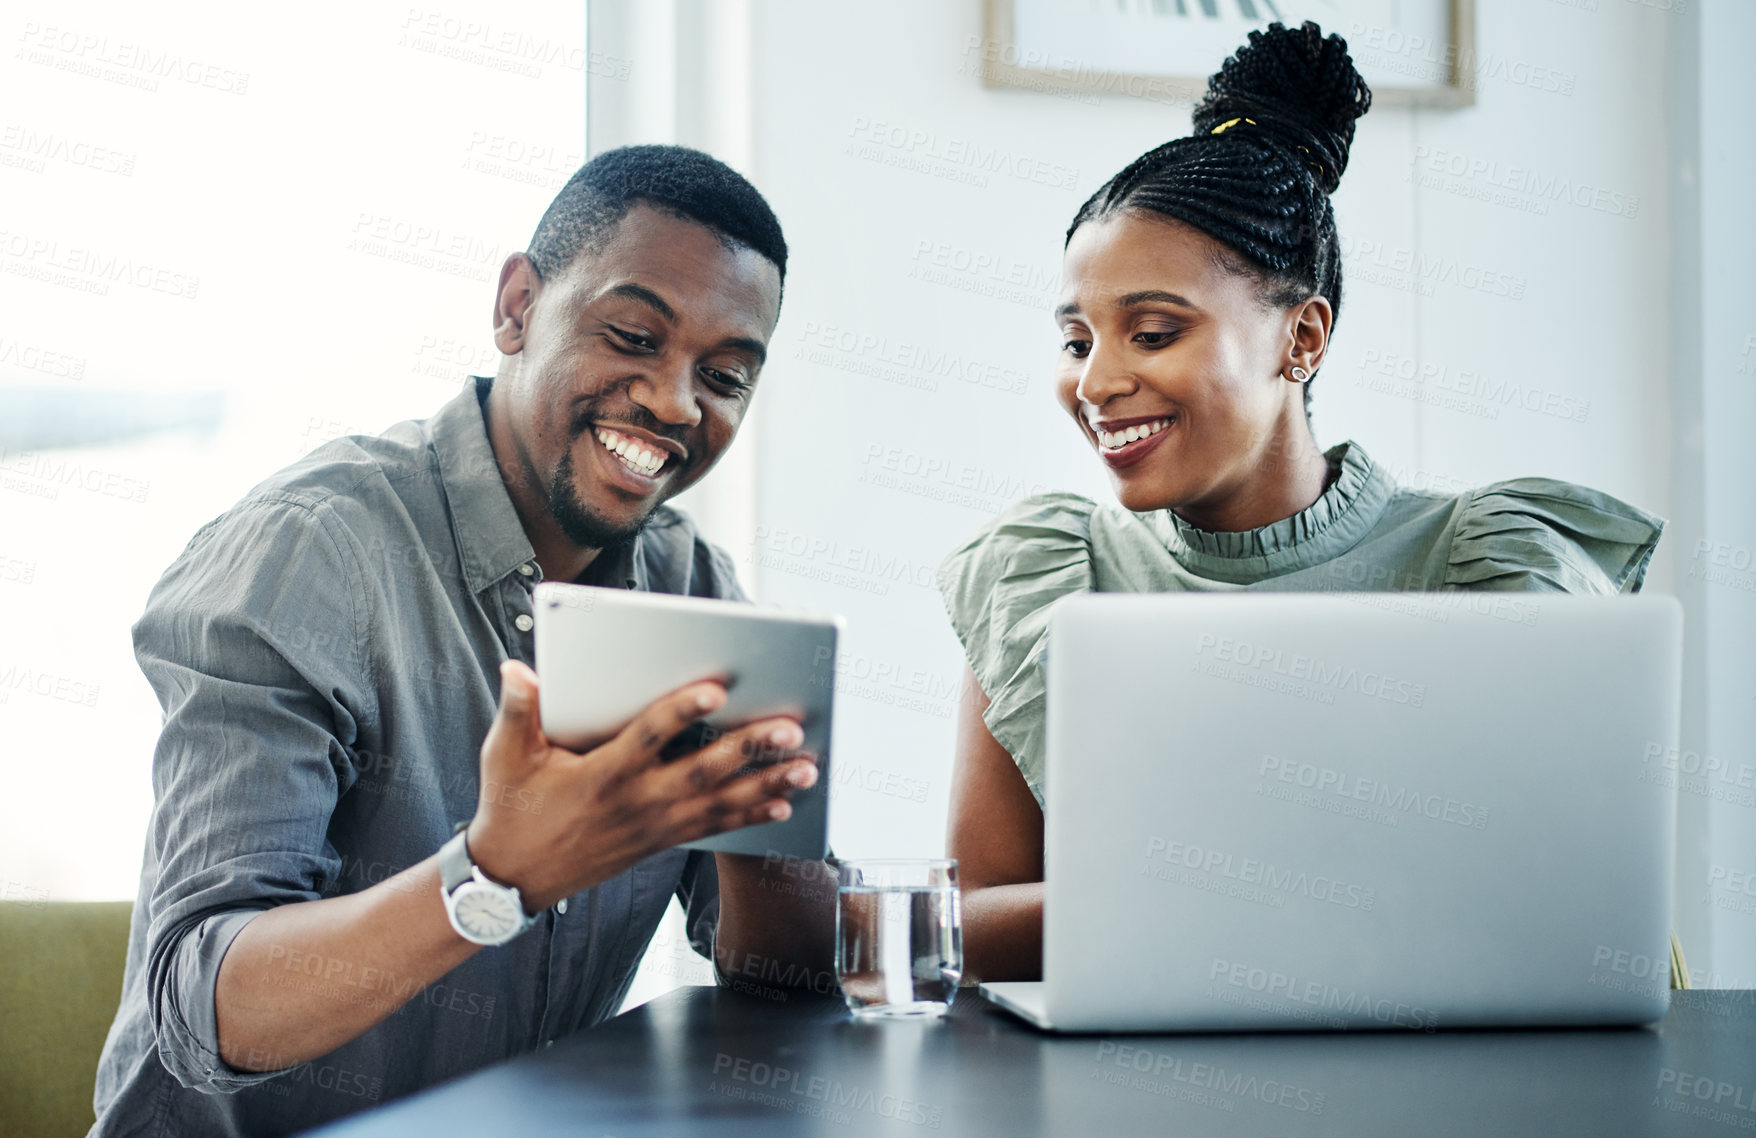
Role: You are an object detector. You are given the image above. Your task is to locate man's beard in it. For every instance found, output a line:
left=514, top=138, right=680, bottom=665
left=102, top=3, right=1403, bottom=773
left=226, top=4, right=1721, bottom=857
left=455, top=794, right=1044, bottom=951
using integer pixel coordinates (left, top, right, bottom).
left=546, top=446, right=657, bottom=551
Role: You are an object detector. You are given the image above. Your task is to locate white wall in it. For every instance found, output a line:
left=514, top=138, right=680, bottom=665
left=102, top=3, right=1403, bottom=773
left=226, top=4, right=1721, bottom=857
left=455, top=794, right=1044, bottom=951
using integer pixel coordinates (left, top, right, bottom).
left=1667, top=0, right=1756, bottom=988
left=593, top=0, right=1750, bottom=987
left=735, top=0, right=1676, bottom=844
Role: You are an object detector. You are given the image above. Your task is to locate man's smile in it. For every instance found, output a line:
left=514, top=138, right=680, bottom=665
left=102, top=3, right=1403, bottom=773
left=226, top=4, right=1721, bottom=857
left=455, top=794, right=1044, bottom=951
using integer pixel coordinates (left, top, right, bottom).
left=585, top=422, right=689, bottom=494
left=594, top=425, right=675, bottom=476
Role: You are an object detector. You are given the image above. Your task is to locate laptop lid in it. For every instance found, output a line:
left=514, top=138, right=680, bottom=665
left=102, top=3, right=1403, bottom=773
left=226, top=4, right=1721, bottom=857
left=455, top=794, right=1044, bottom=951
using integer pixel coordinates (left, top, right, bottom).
left=1041, top=594, right=1682, bottom=1032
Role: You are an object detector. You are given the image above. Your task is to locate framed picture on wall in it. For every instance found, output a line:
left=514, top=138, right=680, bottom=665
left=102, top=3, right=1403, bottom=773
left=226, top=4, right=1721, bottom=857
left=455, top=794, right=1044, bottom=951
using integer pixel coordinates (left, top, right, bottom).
left=980, top=0, right=1477, bottom=108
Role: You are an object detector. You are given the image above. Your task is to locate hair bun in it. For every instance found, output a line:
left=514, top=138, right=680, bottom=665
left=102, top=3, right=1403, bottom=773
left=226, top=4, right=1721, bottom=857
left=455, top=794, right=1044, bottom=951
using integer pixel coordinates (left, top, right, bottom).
left=1191, top=21, right=1371, bottom=195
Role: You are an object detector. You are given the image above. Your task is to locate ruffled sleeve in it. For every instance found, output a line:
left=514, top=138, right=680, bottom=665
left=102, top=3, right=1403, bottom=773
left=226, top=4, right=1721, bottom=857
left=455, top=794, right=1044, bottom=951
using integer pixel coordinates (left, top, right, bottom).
left=937, top=493, right=1100, bottom=807
left=1444, top=478, right=1665, bottom=594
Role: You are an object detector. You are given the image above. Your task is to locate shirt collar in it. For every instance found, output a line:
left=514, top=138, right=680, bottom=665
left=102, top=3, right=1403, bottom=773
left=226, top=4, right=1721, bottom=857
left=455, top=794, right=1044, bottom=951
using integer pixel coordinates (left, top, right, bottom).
left=428, top=376, right=539, bottom=595
left=580, top=535, right=643, bottom=590
left=1139, top=440, right=1394, bottom=582
left=428, top=376, right=645, bottom=592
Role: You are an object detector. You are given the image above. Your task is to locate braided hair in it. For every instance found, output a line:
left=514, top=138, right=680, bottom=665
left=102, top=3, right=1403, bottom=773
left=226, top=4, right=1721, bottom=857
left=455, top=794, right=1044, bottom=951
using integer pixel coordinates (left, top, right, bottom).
left=1067, top=21, right=1371, bottom=412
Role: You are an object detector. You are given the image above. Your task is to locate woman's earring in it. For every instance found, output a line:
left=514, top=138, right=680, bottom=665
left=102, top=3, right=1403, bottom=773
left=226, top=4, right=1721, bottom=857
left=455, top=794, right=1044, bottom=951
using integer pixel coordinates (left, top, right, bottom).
left=1289, top=366, right=1311, bottom=383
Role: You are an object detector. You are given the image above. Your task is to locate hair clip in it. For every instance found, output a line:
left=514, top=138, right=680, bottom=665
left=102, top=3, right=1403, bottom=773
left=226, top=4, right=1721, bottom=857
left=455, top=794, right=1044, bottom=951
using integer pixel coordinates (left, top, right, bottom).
left=1295, top=144, right=1332, bottom=181
left=1209, top=117, right=1256, bottom=135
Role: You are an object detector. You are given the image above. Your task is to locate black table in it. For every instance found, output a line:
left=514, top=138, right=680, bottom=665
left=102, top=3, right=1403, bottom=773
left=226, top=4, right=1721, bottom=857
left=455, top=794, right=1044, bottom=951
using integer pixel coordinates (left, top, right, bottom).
left=310, top=987, right=1756, bottom=1136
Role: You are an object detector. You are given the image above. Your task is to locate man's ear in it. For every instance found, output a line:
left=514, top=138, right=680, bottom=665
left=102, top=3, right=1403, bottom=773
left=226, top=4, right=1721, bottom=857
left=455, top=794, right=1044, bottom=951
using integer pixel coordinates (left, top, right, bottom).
left=493, top=253, right=540, bottom=355
left=1286, top=294, right=1333, bottom=378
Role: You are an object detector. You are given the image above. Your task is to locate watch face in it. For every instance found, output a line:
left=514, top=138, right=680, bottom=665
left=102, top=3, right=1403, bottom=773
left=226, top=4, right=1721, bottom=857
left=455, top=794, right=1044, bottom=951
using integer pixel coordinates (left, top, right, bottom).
left=452, top=883, right=525, bottom=942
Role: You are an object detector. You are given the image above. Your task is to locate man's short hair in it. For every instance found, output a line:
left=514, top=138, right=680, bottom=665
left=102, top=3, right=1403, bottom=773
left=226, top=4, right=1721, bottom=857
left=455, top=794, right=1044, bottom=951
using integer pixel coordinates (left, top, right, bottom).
left=526, top=144, right=788, bottom=290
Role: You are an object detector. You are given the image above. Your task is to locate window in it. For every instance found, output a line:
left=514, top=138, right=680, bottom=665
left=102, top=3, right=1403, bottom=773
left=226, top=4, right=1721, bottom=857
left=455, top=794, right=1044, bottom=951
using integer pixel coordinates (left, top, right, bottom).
left=0, top=1, right=584, bottom=900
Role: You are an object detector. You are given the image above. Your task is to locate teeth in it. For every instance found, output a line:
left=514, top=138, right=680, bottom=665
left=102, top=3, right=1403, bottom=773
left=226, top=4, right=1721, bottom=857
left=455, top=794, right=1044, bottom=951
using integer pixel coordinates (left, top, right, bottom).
left=596, top=427, right=668, bottom=477
left=1096, top=418, right=1171, bottom=449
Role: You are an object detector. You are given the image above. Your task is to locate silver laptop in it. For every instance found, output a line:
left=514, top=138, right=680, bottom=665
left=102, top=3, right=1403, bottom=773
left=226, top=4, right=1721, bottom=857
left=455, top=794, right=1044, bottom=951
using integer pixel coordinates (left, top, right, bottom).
left=981, top=593, right=1682, bottom=1032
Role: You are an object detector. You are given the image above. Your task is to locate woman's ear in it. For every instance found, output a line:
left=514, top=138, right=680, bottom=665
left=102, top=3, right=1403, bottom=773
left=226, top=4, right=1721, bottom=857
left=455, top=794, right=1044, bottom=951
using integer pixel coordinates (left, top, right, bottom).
left=1285, top=295, right=1334, bottom=381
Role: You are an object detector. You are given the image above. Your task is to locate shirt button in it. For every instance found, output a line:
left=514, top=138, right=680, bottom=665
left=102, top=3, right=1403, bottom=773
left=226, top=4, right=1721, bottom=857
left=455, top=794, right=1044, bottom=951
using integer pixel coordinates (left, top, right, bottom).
left=514, top=614, right=534, bottom=632
left=518, top=563, right=534, bottom=577
left=554, top=897, right=569, bottom=915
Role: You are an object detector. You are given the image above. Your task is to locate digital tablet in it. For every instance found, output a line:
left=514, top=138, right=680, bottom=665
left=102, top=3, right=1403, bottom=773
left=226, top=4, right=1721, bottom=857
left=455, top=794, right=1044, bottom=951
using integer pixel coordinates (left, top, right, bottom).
left=532, top=582, right=841, bottom=858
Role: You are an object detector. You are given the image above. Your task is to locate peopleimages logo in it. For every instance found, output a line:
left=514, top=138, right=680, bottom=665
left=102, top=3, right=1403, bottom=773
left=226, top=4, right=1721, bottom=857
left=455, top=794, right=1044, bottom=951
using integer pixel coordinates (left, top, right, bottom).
left=710, top=1053, right=943, bottom=1128
left=1590, top=944, right=1670, bottom=983
left=1657, top=1068, right=1756, bottom=1117
left=1090, top=1042, right=1326, bottom=1114
left=1258, top=756, right=1490, bottom=831
left=1643, top=742, right=1756, bottom=789
left=845, top=116, right=1079, bottom=191
left=1143, top=837, right=1377, bottom=911
left=1408, top=145, right=1640, bottom=220
left=755, top=526, right=939, bottom=591
left=1193, top=634, right=1428, bottom=707
left=0, top=230, right=201, bottom=300
left=1209, top=959, right=1439, bottom=1030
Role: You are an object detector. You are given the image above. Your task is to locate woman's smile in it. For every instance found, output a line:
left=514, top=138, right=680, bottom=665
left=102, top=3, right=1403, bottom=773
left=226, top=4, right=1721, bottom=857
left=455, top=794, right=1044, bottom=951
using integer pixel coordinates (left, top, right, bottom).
left=1089, top=413, right=1177, bottom=469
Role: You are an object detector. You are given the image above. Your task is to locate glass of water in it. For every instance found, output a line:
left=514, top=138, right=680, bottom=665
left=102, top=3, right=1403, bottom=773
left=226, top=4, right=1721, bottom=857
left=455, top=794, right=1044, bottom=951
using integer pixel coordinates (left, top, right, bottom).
left=835, top=859, right=963, bottom=1018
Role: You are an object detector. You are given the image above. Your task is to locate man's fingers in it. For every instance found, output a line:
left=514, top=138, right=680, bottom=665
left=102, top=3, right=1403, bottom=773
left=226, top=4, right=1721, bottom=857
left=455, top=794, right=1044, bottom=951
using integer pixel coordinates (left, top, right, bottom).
left=704, top=756, right=816, bottom=817
left=663, top=718, right=807, bottom=795
left=605, top=680, right=729, bottom=774
left=671, top=772, right=804, bottom=842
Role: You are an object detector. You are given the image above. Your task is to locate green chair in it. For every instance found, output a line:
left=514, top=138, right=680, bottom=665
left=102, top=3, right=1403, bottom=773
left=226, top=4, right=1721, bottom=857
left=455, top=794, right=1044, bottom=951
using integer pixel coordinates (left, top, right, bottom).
left=0, top=902, right=133, bottom=1138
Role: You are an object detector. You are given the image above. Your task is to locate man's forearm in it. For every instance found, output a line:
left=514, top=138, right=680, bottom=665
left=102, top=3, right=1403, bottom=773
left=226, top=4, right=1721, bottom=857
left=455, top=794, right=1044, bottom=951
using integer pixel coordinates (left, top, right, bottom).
left=214, top=854, right=480, bottom=1072
left=712, top=852, right=837, bottom=991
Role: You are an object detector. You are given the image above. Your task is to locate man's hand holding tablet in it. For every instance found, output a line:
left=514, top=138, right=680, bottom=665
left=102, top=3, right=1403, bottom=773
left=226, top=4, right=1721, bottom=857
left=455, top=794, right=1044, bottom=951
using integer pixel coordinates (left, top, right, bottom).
left=462, top=658, right=817, bottom=914
left=532, top=583, right=841, bottom=859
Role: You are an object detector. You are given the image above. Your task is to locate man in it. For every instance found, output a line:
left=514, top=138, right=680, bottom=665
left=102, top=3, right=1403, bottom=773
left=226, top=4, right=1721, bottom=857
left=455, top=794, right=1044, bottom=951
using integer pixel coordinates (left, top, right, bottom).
left=91, top=145, right=836, bottom=1137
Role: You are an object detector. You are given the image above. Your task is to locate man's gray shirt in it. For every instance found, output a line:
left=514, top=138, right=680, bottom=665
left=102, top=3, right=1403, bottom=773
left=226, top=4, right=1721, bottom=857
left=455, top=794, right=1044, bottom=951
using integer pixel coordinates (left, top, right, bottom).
left=92, top=377, right=741, bottom=1137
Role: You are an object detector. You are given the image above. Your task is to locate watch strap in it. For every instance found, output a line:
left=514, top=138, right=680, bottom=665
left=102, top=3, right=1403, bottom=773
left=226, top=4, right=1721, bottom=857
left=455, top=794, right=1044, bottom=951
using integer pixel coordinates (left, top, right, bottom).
left=438, top=826, right=474, bottom=894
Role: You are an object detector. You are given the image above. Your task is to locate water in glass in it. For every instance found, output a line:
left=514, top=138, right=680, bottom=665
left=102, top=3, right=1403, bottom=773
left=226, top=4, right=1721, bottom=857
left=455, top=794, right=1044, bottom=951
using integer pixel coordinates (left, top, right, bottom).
left=836, top=861, right=962, bottom=1018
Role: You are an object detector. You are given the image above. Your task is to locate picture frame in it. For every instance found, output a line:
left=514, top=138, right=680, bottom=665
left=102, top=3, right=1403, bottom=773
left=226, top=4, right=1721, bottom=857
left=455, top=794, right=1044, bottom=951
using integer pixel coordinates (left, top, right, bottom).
left=979, top=0, right=1477, bottom=109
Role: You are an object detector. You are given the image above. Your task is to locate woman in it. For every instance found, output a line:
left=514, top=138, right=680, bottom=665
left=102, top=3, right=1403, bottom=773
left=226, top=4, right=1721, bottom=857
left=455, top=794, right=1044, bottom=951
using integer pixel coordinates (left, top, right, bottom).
left=936, top=22, right=1665, bottom=983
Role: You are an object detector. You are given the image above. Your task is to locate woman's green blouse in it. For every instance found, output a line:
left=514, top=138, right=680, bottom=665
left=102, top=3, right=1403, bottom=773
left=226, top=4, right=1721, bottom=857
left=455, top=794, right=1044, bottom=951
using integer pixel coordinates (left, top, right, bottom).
left=935, top=441, right=1665, bottom=809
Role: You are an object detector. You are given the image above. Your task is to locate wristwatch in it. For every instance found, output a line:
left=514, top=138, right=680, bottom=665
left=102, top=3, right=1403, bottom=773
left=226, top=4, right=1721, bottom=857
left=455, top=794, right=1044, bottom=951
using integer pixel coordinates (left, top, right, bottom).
left=438, top=826, right=538, bottom=946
